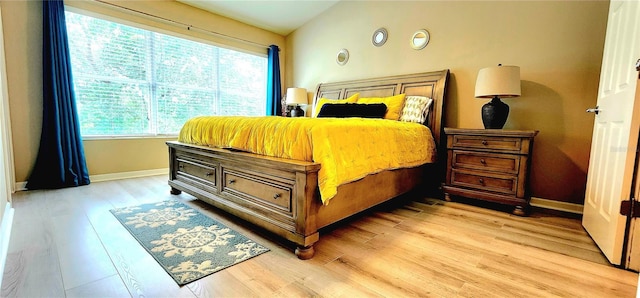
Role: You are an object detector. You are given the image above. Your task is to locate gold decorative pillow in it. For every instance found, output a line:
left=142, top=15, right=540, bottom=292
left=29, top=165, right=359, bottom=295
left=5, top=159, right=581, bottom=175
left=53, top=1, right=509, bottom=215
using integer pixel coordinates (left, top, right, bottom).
left=313, top=93, right=359, bottom=117
left=357, top=94, right=406, bottom=120
left=400, top=96, right=433, bottom=123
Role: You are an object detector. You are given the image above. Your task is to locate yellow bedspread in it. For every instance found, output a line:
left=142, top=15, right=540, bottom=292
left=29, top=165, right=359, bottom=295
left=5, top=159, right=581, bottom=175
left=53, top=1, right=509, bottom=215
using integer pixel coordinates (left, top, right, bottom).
left=179, top=116, right=437, bottom=204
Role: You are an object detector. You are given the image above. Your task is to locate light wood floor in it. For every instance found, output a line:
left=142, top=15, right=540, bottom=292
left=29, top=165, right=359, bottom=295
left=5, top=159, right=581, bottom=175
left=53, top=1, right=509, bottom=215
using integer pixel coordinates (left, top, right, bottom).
left=1, top=175, right=637, bottom=297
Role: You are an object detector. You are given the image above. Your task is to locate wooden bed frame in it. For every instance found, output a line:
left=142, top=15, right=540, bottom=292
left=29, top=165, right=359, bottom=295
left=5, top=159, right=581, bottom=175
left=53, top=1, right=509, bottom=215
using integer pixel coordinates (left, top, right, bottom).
left=166, top=69, right=450, bottom=259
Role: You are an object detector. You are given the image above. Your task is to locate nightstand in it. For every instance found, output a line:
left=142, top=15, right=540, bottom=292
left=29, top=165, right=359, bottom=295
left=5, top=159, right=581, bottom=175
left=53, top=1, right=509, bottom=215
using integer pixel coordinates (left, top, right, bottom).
left=442, top=128, right=538, bottom=215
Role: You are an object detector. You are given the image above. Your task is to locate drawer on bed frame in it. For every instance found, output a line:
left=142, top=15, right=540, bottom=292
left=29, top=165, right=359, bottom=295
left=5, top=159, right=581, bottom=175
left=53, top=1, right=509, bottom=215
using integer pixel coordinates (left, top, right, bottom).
left=219, top=166, right=296, bottom=227
left=175, top=151, right=218, bottom=192
left=222, top=168, right=292, bottom=212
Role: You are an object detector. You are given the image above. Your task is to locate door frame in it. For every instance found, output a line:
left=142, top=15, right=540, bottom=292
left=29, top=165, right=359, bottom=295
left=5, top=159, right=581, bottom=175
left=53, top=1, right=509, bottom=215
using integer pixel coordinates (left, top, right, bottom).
left=622, top=74, right=640, bottom=271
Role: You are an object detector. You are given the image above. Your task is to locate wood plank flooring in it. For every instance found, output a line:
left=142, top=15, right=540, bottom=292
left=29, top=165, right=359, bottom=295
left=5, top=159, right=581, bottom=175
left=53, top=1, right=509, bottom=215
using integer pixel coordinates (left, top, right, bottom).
left=1, top=175, right=637, bottom=297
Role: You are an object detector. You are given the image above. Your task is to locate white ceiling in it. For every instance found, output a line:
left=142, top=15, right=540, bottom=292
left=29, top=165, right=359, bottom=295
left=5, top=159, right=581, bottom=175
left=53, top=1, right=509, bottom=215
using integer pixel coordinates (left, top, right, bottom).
left=177, top=0, right=340, bottom=36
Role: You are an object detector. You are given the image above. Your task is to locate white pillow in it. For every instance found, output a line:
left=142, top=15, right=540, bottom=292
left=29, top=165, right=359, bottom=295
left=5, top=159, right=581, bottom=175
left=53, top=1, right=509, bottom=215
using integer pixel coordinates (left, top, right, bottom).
left=399, top=96, right=433, bottom=123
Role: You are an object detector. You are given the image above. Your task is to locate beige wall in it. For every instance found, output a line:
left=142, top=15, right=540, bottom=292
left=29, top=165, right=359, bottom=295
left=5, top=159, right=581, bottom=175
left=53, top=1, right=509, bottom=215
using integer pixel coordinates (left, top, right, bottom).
left=0, top=0, right=285, bottom=182
left=0, top=0, right=608, bottom=204
left=286, top=1, right=609, bottom=204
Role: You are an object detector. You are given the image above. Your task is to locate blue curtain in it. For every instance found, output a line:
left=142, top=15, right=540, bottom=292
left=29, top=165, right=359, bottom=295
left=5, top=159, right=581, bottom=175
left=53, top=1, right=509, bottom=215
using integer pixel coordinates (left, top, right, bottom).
left=27, top=0, right=90, bottom=189
left=266, top=45, right=282, bottom=116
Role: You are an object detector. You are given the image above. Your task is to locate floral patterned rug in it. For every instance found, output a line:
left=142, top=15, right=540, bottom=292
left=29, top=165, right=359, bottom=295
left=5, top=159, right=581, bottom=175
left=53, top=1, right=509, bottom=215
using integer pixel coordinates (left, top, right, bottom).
left=110, top=200, right=269, bottom=285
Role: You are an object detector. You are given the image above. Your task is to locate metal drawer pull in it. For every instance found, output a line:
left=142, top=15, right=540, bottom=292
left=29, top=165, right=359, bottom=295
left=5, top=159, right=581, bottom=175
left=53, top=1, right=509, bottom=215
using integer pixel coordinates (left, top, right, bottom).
left=205, top=172, right=213, bottom=176
left=228, top=179, right=236, bottom=184
left=273, top=193, right=281, bottom=199
left=481, top=140, right=488, bottom=145
left=480, top=159, right=486, bottom=164
left=478, top=178, right=485, bottom=184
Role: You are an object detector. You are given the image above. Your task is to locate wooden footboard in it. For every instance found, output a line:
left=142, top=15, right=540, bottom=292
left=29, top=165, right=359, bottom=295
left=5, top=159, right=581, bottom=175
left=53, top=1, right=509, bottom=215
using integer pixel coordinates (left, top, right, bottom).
left=167, top=141, right=322, bottom=258
left=167, top=141, right=427, bottom=259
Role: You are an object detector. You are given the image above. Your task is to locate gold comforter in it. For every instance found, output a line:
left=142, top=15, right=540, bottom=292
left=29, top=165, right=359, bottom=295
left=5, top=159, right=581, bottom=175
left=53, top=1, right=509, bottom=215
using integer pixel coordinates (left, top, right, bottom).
left=179, top=116, right=436, bottom=204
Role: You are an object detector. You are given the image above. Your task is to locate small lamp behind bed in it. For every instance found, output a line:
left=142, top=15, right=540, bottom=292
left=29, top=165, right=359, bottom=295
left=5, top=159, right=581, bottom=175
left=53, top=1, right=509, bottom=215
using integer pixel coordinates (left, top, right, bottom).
left=286, top=87, right=307, bottom=117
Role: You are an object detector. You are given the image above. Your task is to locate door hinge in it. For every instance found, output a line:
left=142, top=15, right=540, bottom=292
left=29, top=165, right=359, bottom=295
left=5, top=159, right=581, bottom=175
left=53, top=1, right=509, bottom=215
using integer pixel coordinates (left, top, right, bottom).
left=620, top=199, right=640, bottom=217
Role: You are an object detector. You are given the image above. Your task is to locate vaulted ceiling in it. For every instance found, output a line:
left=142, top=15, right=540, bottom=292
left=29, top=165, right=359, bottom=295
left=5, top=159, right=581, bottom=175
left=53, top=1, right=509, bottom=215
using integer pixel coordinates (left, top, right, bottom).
left=177, top=0, right=340, bottom=35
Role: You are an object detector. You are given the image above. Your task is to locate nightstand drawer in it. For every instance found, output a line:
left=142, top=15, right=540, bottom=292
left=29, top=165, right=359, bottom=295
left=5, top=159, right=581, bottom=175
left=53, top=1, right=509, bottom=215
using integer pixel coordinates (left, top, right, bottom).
left=451, top=135, right=522, bottom=153
left=451, top=150, right=520, bottom=174
left=450, top=169, right=517, bottom=195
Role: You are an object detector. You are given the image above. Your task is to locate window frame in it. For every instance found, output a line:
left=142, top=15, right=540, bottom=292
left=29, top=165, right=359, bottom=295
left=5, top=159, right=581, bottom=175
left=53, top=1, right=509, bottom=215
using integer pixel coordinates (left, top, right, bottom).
left=64, top=6, right=269, bottom=140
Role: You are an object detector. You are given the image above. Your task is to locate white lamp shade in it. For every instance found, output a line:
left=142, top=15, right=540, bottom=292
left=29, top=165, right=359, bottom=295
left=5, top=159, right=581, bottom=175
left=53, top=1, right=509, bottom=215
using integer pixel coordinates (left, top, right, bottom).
left=475, top=65, right=521, bottom=98
left=286, top=88, right=307, bottom=105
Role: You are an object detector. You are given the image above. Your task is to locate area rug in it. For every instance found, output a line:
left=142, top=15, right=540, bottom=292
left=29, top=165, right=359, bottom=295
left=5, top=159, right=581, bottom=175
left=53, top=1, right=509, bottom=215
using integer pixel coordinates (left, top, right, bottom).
left=110, top=200, right=269, bottom=285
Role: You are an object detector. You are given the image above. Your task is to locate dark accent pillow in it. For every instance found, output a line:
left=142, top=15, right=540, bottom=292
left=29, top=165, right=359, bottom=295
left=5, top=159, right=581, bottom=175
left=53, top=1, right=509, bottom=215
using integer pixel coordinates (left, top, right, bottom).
left=317, top=103, right=387, bottom=118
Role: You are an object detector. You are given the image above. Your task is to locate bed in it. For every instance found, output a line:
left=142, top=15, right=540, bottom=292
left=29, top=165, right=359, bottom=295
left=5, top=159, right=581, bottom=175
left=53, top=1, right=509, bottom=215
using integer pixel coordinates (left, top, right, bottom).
left=166, top=69, right=450, bottom=259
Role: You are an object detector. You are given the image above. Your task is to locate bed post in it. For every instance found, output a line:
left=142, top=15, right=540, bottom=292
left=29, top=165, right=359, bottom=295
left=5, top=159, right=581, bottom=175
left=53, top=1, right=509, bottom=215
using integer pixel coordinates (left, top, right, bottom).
left=293, top=170, right=320, bottom=259
left=168, top=145, right=182, bottom=195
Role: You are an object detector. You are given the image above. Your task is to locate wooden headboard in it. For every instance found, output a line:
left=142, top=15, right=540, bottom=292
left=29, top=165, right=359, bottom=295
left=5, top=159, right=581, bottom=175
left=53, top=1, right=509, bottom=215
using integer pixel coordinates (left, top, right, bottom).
left=313, top=70, right=450, bottom=146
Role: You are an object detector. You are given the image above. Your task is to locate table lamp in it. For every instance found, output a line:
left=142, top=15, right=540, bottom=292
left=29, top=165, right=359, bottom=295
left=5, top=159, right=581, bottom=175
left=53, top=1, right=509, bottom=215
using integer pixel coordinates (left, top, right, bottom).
left=475, top=64, right=521, bottom=129
left=286, top=87, right=307, bottom=117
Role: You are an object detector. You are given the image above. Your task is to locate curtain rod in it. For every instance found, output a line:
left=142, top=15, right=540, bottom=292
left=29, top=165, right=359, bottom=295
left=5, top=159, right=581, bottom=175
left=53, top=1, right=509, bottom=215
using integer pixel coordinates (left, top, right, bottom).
left=93, top=0, right=272, bottom=50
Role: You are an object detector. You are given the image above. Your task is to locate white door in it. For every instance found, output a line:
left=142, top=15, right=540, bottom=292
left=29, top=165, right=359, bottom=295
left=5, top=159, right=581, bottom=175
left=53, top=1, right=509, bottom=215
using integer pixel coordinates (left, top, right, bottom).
left=582, top=0, right=640, bottom=266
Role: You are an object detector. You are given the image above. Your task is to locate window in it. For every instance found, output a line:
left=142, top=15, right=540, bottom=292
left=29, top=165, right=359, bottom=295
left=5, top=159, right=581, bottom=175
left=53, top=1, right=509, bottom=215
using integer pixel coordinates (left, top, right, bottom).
left=65, top=10, right=268, bottom=137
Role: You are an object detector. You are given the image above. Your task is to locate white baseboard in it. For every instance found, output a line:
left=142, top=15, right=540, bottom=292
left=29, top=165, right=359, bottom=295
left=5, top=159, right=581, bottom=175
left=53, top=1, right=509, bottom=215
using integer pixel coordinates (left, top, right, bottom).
left=530, top=197, right=583, bottom=215
left=0, top=202, right=14, bottom=289
left=15, top=168, right=168, bottom=191
left=13, top=171, right=586, bottom=216
left=89, top=168, right=168, bottom=183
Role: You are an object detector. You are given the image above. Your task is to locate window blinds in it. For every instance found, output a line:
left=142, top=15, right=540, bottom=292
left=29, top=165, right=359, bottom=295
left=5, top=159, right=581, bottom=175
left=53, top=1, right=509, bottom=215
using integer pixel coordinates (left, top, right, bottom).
left=65, top=10, right=267, bottom=137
